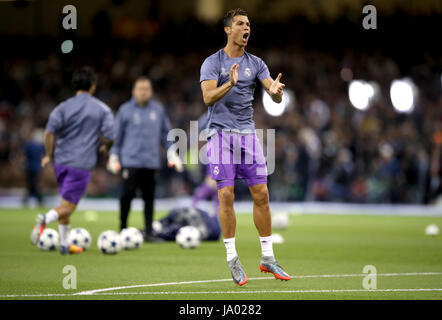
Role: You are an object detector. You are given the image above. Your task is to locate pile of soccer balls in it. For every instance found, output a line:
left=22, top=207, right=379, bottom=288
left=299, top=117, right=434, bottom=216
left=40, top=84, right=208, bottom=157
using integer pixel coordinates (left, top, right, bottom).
left=36, top=227, right=93, bottom=251
left=97, top=227, right=143, bottom=255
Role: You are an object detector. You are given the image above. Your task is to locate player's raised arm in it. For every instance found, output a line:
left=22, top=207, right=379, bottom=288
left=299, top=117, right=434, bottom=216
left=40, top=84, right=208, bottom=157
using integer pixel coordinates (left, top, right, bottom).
left=201, top=63, right=239, bottom=106
left=261, top=73, right=285, bottom=103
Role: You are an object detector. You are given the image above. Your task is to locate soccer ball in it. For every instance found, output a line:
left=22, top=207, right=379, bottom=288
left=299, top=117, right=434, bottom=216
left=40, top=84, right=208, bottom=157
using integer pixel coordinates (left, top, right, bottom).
left=272, top=233, right=285, bottom=244
left=176, top=226, right=201, bottom=249
left=120, top=227, right=143, bottom=250
left=152, top=221, right=163, bottom=234
left=425, top=224, right=440, bottom=236
left=38, top=228, right=59, bottom=251
left=97, top=230, right=122, bottom=254
left=69, top=227, right=92, bottom=250
left=272, top=212, right=290, bottom=230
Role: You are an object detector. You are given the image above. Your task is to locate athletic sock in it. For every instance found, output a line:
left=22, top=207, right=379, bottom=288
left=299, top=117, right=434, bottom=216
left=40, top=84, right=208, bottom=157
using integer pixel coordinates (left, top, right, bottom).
left=59, top=224, right=70, bottom=248
left=259, top=236, right=274, bottom=258
left=44, top=209, right=59, bottom=225
left=224, top=237, right=238, bottom=261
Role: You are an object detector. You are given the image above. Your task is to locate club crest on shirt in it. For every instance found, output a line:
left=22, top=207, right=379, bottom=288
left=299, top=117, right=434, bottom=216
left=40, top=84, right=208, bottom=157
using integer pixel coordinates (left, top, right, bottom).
left=150, top=111, right=157, bottom=120
left=244, top=67, right=251, bottom=77
left=221, top=67, right=228, bottom=76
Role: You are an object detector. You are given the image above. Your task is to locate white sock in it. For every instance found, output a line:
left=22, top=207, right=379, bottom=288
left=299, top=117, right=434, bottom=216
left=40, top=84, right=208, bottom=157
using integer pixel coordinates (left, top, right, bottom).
left=45, top=209, right=59, bottom=225
left=260, top=236, right=274, bottom=258
left=223, top=237, right=238, bottom=261
left=59, top=224, right=70, bottom=248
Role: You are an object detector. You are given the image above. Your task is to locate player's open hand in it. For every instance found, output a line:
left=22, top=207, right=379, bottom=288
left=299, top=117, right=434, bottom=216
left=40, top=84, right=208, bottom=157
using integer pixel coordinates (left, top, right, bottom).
left=269, top=73, right=285, bottom=96
left=41, top=155, right=51, bottom=168
left=229, top=64, right=239, bottom=87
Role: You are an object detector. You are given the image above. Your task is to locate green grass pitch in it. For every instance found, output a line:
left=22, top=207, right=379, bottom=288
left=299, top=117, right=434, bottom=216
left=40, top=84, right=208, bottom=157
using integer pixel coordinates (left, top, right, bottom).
left=0, top=207, right=441, bottom=300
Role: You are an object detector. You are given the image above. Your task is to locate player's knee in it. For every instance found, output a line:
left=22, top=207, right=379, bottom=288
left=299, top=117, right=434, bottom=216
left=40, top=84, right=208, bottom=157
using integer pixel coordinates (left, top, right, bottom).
left=218, top=188, right=234, bottom=206
left=252, top=188, right=269, bottom=207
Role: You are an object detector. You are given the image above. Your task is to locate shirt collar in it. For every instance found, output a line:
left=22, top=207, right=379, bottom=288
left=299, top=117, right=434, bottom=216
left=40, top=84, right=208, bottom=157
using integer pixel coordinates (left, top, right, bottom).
left=131, top=97, right=151, bottom=108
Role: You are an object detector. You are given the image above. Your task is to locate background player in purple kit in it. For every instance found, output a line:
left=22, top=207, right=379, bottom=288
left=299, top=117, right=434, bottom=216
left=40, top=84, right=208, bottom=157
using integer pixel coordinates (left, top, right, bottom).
left=30, top=67, right=115, bottom=255
left=200, top=8, right=291, bottom=286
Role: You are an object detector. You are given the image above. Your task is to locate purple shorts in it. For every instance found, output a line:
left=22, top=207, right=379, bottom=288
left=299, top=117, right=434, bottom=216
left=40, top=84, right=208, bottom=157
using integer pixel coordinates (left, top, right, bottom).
left=53, top=163, right=91, bottom=204
left=207, top=132, right=268, bottom=190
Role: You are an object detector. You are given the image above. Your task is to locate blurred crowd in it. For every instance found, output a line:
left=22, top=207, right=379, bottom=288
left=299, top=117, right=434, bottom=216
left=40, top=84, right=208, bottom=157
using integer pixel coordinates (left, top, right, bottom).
left=1, top=36, right=441, bottom=205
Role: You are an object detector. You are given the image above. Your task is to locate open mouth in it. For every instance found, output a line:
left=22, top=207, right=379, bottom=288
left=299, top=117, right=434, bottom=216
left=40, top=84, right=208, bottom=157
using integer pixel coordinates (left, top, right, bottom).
left=243, top=33, right=249, bottom=40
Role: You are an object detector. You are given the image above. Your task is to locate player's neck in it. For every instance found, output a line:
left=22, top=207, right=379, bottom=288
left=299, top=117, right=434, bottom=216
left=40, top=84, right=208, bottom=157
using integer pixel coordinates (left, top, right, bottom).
left=223, top=42, right=245, bottom=58
left=76, top=90, right=90, bottom=96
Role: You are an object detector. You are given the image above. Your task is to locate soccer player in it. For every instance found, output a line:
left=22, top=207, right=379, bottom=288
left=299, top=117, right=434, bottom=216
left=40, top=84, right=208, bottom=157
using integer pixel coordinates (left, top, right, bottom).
left=200, top=8, right=291, bottom=285
left=107, top=76, right=183, bottom=242
left=30, top=67, right=115, bottom=254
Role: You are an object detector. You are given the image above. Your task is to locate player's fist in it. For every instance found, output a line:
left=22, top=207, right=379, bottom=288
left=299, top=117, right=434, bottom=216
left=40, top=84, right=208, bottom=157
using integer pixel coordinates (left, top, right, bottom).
left=229, top=63, right=239, bottom=87
left=107, top=154, right=121, bottom=174
left=167, top=149, right=184, bottom=173
left=41, top=155, right=52, bottom=168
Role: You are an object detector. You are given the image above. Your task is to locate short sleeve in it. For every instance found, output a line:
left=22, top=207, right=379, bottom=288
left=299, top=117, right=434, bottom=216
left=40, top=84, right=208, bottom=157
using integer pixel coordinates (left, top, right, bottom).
left=256, top=58, right=271, bottom=82
left=45, top=106, right=63, bottom=134
left=200, top=57, right=219, bottom=83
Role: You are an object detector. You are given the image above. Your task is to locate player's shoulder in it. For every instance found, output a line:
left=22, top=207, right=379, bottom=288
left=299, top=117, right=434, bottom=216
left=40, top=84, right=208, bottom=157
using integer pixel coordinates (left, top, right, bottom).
left=202, top=49, right=223, bottom=65
left=150, top=98, right=166, bottom=112
left=89, top=95, right=112, bottom=113
left=118, top=100, right=133, bottom=113
left=245, top=51, right=266, bottom=65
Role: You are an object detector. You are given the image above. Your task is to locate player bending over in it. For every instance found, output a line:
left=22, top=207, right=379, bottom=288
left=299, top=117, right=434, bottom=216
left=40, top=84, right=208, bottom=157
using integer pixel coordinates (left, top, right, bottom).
left=30, top=67, right=115, bottom=254
left=200, top=8, right=290, bottom=285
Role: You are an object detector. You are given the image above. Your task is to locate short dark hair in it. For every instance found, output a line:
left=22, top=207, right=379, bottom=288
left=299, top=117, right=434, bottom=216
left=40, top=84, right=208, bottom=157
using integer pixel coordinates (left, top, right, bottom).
left=72, top=66, right=97, bottom=91
left=223, top=8, right=248, bottom=27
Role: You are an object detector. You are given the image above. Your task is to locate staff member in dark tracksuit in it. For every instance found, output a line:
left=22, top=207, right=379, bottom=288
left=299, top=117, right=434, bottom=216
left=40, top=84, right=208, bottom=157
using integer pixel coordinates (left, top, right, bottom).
left=107, top=76, right=182, bottom=242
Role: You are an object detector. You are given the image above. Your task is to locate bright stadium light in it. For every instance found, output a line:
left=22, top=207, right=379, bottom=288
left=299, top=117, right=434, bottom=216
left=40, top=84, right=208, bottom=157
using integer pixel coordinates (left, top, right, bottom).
left=348, top=80, right=375, bottom=111
left=390, top=78, right=417, bottom=113
left=262, top=89, right=294, bottom=117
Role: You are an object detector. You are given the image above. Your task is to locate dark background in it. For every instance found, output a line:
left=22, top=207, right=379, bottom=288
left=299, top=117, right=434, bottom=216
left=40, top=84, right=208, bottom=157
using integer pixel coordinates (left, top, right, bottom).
left=0, top=0, right=441, bottom=204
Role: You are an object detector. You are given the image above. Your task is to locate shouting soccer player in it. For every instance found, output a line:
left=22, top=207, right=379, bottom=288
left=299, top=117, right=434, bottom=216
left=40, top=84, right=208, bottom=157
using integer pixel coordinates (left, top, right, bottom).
left=200, top=8, right=290, bottom=285
left=30, top=67, right=115, bottom=254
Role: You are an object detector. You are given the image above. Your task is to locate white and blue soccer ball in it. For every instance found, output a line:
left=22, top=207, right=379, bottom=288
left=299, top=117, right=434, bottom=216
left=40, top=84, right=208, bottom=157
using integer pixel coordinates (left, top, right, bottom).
left=69, top=227, right=92, bottom=250
left=425, top=224, right=440, bottom=236
left=38, top=228, right=59, bottom=251
left=97, top=230, right=122, bottom=254
left=176, top=226, right=201, bottom=249
left=272, top=212, right=290, bottom=230
left=119, top=227, right=143, bottom=250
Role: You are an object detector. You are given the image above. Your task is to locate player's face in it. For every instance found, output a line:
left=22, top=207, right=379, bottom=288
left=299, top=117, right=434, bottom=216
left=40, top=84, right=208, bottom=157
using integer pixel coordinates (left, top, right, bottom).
left=227, top=15, right=250, bottom=47
left=132, top=80, right=152, bottom=105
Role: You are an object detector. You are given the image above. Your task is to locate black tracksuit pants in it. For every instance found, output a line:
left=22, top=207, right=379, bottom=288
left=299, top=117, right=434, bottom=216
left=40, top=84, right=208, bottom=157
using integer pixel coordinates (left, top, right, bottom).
left=120, top=167, right=156, bottom=234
